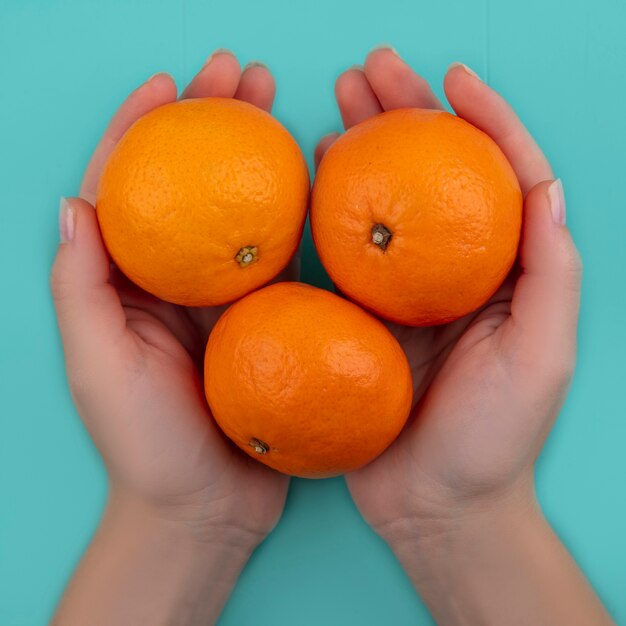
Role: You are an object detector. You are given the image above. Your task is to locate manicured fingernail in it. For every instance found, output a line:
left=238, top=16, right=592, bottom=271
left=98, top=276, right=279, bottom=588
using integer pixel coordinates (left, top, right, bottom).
left=204, top=48, right=234, bottom=66
left=448, top=62, right=481, bottom=80
left=244, top=60, right=268, bottom=71
left=59, top=197, right=75, bottom=244
left=147, top=71, right=168, bottom=83
left=371, top=44, right=399, bottom=56
left=548, top=179, right=566, bottom=225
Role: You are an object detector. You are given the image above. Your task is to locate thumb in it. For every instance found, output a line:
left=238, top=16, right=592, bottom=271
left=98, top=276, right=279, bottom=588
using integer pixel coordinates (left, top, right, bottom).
left=506, top=179, right=582, bottom=370
left=50, top=197, right=126, bottom=369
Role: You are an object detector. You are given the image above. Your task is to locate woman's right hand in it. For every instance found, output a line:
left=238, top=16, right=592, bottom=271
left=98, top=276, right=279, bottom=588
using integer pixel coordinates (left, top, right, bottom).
left=51, top=50, right=290, bottom=626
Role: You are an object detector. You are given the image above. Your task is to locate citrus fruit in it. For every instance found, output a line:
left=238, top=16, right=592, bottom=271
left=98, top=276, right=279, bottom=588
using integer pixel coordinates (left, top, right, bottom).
left=311, top=108, right=522, bottom=326
left=204, top=282, right=413, bottom=478
left=96, top=97, right=309, bottom=306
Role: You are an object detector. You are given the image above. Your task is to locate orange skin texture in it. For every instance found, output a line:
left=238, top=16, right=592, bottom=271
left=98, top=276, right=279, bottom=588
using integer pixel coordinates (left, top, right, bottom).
left=311, top=108, right=523, bottom=326
left=96, top=98, right=310, bottom=306
left=204, top=282, right=413, bottom=478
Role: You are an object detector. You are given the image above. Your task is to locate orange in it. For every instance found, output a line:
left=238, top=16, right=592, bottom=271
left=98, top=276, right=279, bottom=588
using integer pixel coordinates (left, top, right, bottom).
left=204, top=282, right=413, bottom=478
left=97, top=98, right=309, bottom=306
left=311, top=108, right=522, bottom=326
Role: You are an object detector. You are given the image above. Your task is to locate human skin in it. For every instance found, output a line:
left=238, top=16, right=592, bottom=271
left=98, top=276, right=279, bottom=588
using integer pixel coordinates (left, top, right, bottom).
left=50, top=50, right=292, bottom=626
left=50, top=45, right=615, bottom=625
left=314, top=47, right=615, bottom=626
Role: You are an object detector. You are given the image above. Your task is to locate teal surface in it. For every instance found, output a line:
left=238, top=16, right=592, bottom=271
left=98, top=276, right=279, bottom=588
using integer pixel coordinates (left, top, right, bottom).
left=1, top=0, right=625, bottom=623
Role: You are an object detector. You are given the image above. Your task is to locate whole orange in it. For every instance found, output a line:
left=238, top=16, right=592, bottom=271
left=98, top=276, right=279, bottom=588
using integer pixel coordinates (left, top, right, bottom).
left=97, top=98, right=309, bottom=306
left=311, top=108, right=523, bottom=326
left=204, top=282, right=413, bottom=478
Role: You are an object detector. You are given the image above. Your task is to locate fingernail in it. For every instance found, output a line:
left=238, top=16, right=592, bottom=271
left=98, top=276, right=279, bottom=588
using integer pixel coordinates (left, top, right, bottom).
left=548, top=179, right=566, bottom=225
left=146, top=71, right=168, bottom=83
left=59, top=197, right=75, bottom=244
left=348, top=63, right=365, bottom=72
left=204, top=48, right=234, bottom=66
left=244, top=60, right=268, bottom=71
left=448, top=62, right=481, bottom=80
left=370, top=44, right=399, bottom=57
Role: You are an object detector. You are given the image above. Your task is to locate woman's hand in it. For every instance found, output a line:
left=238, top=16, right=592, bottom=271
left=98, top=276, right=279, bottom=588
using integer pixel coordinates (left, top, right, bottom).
left=51, top=50, right=289, bottom=625
left=315, top=46, right=575, bottom=538
left=315, top=47, right=613, bottom=625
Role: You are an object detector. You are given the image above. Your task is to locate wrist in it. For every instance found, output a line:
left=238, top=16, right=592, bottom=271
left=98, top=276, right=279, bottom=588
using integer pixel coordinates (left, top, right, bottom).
left=386, top=485, right=546, bottom=626
left=382, top=479, right=541, bottom=579
left=108, top=483, right=268, bottom=557
left=54, top=487, right=260, bottom=626
left=378, top=481, right=614, bottom=626
left=106, top=486, right=263, bottom=558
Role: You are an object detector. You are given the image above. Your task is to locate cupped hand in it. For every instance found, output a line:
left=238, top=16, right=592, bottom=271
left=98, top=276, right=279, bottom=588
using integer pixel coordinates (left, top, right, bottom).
left=51, top=51, right=290, bottom=549
left=315, top=48, right=582, bottom=541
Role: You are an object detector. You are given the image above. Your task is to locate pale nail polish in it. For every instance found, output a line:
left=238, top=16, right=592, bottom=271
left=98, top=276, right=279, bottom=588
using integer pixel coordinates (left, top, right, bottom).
left=548, top=179, right=566, bottom=225
left=147, top=71, right=168, bottom=83
left=244, top=60, right=269, bottom=71
left=448, top=62, right=481, bottom=80
left=204, top=48, right=235, bottom=66
left=59, top=197, right=75, bottom=243
left=370, top=44, right=399, bottom=56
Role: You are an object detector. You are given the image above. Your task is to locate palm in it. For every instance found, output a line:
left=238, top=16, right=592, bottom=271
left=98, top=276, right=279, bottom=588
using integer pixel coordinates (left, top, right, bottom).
left=347, top=285, right=519, bottom=529
left=385, top=310, right=480, bottom=403
left=108, top=293, right=288, bottom=530
left=74, top=53, right=291, bottom=535
left=108, top=260, right=297, bottom=490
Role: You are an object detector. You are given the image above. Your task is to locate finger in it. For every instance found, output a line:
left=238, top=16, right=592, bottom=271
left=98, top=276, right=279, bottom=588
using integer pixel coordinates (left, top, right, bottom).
left=50, top=197, right=126, bottom=366
left=180, top=49, right=241, bottom=99
left=80, top=73, right=178, bottom=204
left=107, top=265, right=201, bottom=356
left=314, top=132, right=341, bottom=170
left=503, top=179, right=582, bottom=368
left=444, top=63, right=553, bottom=195
left=335, top=67, right=382, bottom=129
left=234, top=62, right=276, bottom=112
left=364, top=47, right=445, bottom=111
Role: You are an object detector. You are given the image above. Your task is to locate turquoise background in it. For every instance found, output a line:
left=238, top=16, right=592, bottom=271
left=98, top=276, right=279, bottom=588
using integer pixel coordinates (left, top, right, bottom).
left=1, top=0, right=625, bottom=623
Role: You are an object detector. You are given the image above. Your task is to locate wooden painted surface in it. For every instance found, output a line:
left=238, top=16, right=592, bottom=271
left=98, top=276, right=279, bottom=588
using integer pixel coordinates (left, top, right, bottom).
left=1, top=0, right=625, bottom=623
